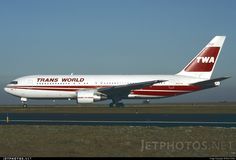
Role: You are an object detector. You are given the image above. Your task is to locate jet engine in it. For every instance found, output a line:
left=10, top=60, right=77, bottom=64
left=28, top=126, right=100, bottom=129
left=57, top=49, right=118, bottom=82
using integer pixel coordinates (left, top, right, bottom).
left=76, top=90, right=107, bottom=103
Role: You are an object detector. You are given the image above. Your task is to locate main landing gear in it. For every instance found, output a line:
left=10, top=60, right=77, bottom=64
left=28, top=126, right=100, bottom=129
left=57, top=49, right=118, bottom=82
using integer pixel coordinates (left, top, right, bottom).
left=109, top=102, right=125, bottom=108
left=21, top=97, right=28, bottom=108
left=109, top=97, right=125, bottom=108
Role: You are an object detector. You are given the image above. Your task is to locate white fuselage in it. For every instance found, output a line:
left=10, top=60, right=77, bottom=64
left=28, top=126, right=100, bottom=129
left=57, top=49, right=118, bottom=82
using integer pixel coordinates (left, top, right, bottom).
left=4, top=75, right=204, bottom=100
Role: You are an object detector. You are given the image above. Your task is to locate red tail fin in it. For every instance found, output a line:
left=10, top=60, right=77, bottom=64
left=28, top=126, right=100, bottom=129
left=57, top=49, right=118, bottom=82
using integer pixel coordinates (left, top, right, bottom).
left=177, top=36, right=226, bottom=79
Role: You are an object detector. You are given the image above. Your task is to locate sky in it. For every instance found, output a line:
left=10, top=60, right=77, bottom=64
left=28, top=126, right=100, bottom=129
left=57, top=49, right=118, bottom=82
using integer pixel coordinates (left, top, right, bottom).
left=0, top=0, right=235, bottom=105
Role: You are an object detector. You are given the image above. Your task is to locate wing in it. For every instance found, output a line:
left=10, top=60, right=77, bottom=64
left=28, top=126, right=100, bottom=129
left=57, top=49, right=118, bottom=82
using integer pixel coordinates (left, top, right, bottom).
left=98, top=80, right=167, bottom=100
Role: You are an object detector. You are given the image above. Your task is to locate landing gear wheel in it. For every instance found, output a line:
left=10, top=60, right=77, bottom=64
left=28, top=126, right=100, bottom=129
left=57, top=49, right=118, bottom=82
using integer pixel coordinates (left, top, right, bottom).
left=109, top=103, right=114, bottom=108
left=20, top=97, right=28, bottom=108
left=23, top=104, right=28, bottom=108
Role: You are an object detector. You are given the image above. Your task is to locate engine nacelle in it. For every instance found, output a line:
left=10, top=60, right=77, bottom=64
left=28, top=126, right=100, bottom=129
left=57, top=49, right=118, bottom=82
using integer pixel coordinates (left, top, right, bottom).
left=76, top=90, right=106, bottom=103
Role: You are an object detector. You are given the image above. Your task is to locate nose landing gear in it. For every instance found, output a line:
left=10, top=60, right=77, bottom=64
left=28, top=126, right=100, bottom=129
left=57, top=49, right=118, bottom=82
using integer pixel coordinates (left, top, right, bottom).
left=21, top=97, right=28, bottom=108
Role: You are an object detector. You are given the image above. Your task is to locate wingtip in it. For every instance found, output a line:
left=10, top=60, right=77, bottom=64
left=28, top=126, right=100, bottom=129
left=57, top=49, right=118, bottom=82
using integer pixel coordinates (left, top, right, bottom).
left=224, top=76, right=231, bottom=79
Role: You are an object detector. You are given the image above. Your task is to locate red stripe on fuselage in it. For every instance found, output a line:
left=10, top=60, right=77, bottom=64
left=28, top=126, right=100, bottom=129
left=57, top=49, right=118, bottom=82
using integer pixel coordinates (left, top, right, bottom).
left=8, top=85, right=201, bottom=97
left=141, top=85, right=200, bottom=91
left=131, top=90, right=189, bottom=96
left=10, top=85, right=201, bottom=90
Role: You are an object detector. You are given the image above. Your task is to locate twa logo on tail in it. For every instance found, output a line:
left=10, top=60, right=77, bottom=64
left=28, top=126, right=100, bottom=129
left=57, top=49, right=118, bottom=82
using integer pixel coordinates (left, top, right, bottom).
left=183, top=47, right=220, bottom=72
left=196, top=57, right=215, bottom=63
left=177, top=36, right=226, bottom=79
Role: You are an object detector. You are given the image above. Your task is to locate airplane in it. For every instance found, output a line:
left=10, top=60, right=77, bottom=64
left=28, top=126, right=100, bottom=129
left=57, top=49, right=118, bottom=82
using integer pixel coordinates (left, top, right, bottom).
left=4, top=36, right=229, bottom=107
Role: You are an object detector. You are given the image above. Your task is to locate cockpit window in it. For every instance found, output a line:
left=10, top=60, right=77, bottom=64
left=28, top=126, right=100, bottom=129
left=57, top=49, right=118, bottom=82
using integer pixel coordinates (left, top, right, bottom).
left=10, top=81, right=18, bottom=84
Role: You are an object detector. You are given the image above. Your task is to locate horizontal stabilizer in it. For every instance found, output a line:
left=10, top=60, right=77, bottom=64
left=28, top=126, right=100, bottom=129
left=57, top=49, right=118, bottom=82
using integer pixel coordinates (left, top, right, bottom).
left=191, top=76, right=230, bottom=87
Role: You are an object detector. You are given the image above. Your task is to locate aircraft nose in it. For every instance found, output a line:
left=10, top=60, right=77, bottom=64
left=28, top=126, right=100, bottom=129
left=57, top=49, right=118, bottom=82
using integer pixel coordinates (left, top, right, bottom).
left=4, top=86, right=10, bottom=93
left=4, top=87, right=8, bottom=92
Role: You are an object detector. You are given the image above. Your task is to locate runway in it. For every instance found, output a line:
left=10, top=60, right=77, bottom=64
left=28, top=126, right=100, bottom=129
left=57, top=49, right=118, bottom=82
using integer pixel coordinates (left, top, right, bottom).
left=1, top=113, right=236, bottom=127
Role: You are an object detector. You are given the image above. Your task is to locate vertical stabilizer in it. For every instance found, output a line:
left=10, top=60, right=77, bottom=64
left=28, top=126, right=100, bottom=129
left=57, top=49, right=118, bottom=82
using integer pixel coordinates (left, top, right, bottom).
left=177, top=36, right=226, bottom=79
